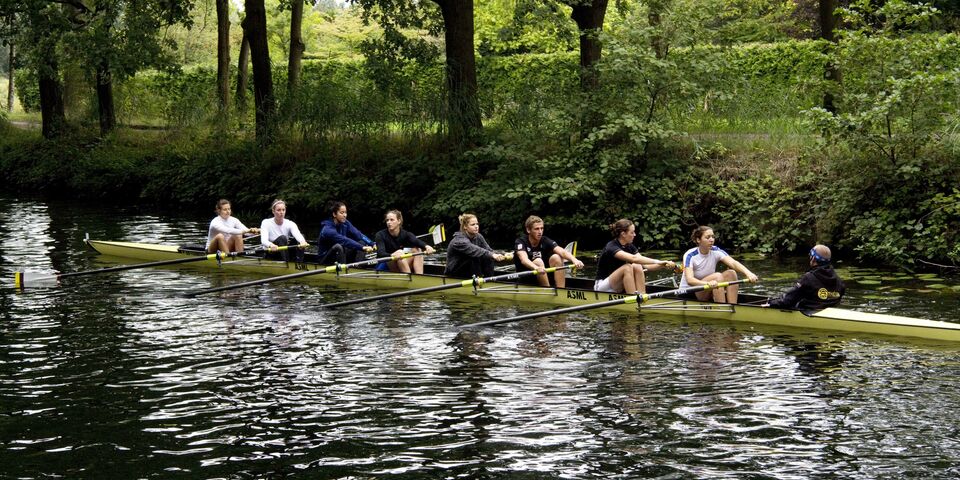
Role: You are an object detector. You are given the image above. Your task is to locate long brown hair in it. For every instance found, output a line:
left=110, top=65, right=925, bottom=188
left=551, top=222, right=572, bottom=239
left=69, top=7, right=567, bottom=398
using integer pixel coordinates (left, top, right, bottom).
left=690, top=225, right=713, bottom=244
left=609, top=219, right=634, bottom=238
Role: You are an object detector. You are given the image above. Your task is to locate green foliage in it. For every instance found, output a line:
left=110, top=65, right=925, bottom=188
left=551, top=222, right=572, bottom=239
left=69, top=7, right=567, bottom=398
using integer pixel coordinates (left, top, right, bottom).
left=478, top=52, right=578, bottom=140
left=713, top=174, right=813, bottom=255
left=423, top=142, right=541, bottom=238
left=14, top=68, right=39, bottom=112
left=798, top=2, right=960, bottom=267
left=0, top=129, right=145, bottom=197
left=3, top=0, right=959, bottom=269
left=694, top=0, right=801, bottom=44
left=673, top=40, right=828, bottom=132
left=475, top=0, right=577, bottom=55
left=806, top=34, right=960, bottom=167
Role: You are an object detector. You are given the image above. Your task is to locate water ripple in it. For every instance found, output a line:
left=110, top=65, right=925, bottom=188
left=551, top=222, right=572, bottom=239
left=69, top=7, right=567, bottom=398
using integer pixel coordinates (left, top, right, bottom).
left=3, top=199, right=960, bottom=478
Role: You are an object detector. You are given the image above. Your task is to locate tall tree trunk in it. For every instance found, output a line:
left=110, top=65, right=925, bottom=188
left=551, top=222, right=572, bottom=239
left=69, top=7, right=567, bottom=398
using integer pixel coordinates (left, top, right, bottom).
left=433, top=0, right=482, bottom=144
left=287, top=0, right=305, bottom=95
left=569, top=0, right=608, bottom=93
left=569, top=0, right=608, bottom=134
left=647, top=0, right=668, bottom=59
left=242, top=0, right=276, bottom=143
left=819, top=0, right=840, bottom=113
left=96, top=61, right=116, bottom=135
left=6, top=42, right=13, bottom=112
left=38, top=59, right=67, bottom=139
left=216, top=0, right=231, bottom=118
left=236, top=31, right=250, bottom=113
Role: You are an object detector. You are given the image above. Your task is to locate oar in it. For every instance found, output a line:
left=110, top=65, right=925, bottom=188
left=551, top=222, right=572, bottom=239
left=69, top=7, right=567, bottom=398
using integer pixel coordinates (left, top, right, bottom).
left=186, top=251, right=426, bottom=297
left=460, top=279, right=753, bottom=329
left=417, top=223, right=446, bottom=245
left=13, top=247, right=277, bottom=289
left=321, top=264, right=572, bottom=309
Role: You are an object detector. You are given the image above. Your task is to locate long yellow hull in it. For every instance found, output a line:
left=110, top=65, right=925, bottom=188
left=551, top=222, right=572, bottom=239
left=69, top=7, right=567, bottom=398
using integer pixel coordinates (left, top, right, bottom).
left=86, top=240, right=960, bottom=343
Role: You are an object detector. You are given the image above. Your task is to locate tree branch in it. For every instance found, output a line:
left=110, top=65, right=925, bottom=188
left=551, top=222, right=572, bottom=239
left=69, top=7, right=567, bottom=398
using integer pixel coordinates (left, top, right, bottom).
left=45, top=0, right=92, bottom=14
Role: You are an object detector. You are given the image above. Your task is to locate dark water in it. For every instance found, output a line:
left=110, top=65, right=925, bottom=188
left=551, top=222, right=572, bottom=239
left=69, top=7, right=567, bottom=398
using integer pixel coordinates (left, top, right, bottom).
left=2, top=198, right=960, bottom=479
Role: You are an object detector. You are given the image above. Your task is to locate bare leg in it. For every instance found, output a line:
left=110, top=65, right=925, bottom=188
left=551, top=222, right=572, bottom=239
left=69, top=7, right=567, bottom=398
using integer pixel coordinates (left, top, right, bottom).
left=528, top=258, right=548, bottom=287
left=207, top=233, right=228, bottom=253
left=602, top=264, right=633, bottom=293
left=229, top=234, right=245, bottom=252
left=620, top=264, right=637, bottom=294
left=549, top=254, right=565, bottom=288
left=694, top=272, right=725, bottom=302
left=412, top=248, right=424, bottom=274
left=632, top=264, right=647, bottom=293
left=721, top=270, right=739, bottom=303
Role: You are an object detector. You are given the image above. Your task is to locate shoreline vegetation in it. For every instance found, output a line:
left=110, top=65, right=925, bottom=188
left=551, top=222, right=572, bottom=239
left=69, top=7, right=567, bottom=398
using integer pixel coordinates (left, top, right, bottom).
left=1, top=3, right=958, bottom=270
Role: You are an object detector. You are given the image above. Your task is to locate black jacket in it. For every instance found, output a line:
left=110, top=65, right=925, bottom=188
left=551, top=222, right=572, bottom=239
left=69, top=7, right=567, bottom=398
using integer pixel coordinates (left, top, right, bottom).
left=769, top=264, right=845, bottom=312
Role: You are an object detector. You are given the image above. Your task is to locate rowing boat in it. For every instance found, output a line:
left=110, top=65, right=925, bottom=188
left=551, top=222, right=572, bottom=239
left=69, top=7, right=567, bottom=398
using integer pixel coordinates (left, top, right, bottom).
left=85, top=239, right=960, bottom=342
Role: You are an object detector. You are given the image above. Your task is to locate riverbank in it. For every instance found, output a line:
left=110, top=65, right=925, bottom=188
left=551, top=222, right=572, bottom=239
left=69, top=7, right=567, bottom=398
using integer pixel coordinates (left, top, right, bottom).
left=2, top=119, right=957, bottom=272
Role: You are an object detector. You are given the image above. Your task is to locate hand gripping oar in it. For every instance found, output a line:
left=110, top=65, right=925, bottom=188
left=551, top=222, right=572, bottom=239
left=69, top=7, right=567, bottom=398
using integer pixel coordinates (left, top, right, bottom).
left=460, top=278, right=753, bottom=329
left=13, top=248, right=275, bottom=289
left=321, top=264, right=573, bottom=309
left=186, top=251, right=426, bottom=297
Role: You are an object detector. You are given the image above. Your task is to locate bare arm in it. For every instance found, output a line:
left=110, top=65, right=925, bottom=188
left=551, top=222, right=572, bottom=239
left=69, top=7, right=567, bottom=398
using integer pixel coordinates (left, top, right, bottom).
left=721, top=256, right=759, bottom=282
left=684, top=264, right=711, bottom=287
left=552, top=245, right=584, bottom=269
left=615, top=250, right=674, bottom=269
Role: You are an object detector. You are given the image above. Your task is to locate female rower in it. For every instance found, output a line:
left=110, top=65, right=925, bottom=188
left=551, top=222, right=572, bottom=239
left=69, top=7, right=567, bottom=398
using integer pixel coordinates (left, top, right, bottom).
left=317, top=201, right=375, bottom=265
left=374, top=210, right=436, bottom=274
left=514, top=215, right=584, bottom=288
left=207, top=199, right=258, bottom=253
left=445, top=213, right=507, bottom=279
left=259, top=199, right=309, bottom=262
left=595, top=219, right=675, bottom=294
left=680, top=225, right=758, bottom=303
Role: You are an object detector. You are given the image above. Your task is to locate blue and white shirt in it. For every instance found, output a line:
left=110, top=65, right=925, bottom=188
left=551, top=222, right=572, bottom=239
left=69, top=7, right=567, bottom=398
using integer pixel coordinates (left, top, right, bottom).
left=679, top=246, right=728, bottom=288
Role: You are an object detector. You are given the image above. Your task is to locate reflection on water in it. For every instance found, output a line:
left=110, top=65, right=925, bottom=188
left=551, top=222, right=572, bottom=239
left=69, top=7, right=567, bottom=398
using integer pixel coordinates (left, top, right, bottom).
left=2, top=197, right=960, bottom=478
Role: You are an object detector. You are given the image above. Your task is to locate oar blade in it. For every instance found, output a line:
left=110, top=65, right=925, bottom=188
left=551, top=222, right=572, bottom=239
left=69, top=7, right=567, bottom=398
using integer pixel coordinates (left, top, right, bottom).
left=14, top=271, right=60, bottom=288
left=430, top=224, right=446, bottom=245
left=564, top=241, right=578, bottom=275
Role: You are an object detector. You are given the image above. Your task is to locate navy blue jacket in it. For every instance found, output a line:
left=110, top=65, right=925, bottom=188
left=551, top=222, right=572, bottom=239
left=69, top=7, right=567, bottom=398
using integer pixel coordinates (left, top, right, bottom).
left=317, top=219, right=374, bottom=258
left=769, top=264, right=845, bottom=312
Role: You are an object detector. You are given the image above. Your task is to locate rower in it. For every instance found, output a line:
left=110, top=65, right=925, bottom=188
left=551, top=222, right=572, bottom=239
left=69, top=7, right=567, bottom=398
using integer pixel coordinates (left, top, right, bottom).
left=445, top=213, right=507, bottom=279
left=679, top=225, right=758, bottom=303
left=764, top=244, right=845, bottom=312
left=317, top=201, right=375, bottom=265
left=207, top=198, right=259, bottom=253
left=374, top=209, right=435, bottom=274
left=595, top=219, right=676, bottom=294
left=514, top=215, right=583, bottom=288
left=259, top=199, right=309, bottom=262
